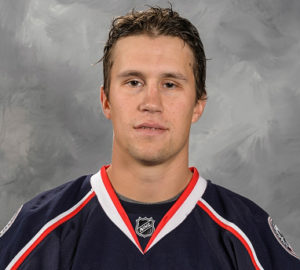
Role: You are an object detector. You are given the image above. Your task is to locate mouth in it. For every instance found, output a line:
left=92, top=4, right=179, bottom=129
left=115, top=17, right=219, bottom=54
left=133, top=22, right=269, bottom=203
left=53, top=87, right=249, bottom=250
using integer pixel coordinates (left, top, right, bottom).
left=134, top=123, right=168, bottom=135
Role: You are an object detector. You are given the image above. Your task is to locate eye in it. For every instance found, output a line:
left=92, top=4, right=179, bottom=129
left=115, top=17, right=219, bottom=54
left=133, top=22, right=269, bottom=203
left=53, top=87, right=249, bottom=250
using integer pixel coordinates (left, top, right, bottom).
left=163, top=81, right=177, bottom=89
left=126, top=80, right=143, bottom=87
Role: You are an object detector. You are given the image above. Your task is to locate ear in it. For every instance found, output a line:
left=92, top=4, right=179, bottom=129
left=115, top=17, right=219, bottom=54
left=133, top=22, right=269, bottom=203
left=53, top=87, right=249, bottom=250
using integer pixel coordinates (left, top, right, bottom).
left=191, top=98, right=206, bottom=123
left=100, top=86, right=111, bottom=119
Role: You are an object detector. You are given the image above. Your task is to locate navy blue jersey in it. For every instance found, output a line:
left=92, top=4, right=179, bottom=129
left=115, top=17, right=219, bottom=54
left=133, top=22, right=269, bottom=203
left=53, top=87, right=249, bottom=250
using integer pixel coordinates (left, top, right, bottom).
left=1, top=165, right=299, bottom=269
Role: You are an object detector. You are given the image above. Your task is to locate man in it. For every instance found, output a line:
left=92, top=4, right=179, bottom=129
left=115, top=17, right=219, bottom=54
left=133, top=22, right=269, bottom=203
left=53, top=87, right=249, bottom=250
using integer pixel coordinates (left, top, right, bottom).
left=0, top=6, right=299, bottom=270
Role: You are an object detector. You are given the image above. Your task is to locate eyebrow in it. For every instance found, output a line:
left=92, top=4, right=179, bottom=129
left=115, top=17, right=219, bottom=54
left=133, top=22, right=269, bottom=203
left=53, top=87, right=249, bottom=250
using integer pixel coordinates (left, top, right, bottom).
left=161, top=72, right=187, bottom=81
left=117, top=70, right=188, bottom=81
left=117, top=71, right=145, bottom=79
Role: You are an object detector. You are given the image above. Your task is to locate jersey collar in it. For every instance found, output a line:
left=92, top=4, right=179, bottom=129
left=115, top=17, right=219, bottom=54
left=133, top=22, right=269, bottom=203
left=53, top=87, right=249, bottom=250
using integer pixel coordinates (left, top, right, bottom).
left=90, top=165, right=207, bottom=254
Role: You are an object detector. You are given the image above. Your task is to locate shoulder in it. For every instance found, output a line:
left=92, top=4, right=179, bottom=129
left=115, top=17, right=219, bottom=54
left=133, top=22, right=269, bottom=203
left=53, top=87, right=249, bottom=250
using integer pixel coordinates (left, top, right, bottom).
left=201, top=181, right=268, bottom=221
left=26, top=173, right=94, bottom=213
left=0, top=174, right=96, bottom=269
left=197, top=180, right=300, bottom=269
left=15, top=174, right=94, bottom=227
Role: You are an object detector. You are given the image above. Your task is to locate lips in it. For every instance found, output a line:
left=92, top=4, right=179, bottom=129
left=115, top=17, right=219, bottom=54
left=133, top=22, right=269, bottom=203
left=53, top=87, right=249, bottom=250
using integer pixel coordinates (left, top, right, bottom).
left=134, top=123, right=168, bottom=130
left=134, top=122, right=168, bottom=135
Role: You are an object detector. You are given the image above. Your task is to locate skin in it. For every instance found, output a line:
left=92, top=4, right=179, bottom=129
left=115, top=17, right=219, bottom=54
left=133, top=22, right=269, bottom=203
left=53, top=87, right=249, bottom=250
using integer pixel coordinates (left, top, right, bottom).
left=101, top=34, right=206, bottom=202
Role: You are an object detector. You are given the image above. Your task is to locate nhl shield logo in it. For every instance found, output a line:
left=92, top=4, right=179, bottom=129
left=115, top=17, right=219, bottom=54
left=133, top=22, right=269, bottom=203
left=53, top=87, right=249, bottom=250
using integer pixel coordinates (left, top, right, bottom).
left=135, top=217, right=155, bottom=238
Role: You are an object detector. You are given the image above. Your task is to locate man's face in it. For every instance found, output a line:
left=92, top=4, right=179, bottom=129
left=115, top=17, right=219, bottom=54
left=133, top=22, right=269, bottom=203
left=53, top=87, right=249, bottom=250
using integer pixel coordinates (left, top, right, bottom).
left=101, top=34, right=206, bottom=165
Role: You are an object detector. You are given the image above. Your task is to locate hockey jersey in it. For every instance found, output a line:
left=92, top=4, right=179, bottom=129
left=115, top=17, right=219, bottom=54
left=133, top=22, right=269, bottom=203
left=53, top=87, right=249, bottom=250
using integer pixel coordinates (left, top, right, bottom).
left=0, top=165, right=299, bottom=269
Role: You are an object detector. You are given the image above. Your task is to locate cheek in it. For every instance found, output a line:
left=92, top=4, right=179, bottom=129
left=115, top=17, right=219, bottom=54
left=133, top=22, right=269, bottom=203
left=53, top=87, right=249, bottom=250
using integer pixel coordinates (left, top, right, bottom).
left=167, top=108, right=194, bottom=137
left=110, top=101, right=135, bottom=128
left=168, top=98, right=195, bottom=120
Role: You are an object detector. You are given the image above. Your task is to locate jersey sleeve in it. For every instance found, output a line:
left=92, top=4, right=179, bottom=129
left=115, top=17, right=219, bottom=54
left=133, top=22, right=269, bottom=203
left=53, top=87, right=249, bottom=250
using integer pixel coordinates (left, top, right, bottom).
left=0, top=205, right=25, bottom=268
left=0, top=175, right=92, bottom=270
left=0, top=206, right=41, bottom=268
left=229, top=192, right=300, bottom=269
left=0, top=188, right=63, bottom=270
left=201, top=182, right=300, bottom=270
left=256, top=214, right=300, bottom=269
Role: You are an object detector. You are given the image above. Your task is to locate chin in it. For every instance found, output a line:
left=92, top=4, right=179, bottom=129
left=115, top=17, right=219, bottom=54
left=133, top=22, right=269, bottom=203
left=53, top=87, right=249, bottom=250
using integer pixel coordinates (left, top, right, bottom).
left=137, top=157, right=166, bottom=166
left=129, top=149, right=170, bottom=166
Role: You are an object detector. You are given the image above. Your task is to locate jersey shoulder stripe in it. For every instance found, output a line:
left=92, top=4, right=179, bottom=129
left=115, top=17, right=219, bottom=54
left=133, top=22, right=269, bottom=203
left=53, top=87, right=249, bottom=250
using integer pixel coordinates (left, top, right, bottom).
left=199, top=181, right=300, bottom=269
left=6, top=190, right=95, bottom=270
left=2, top=174, right=95, bottom=270
left=197, top=199, right=264, bottom=270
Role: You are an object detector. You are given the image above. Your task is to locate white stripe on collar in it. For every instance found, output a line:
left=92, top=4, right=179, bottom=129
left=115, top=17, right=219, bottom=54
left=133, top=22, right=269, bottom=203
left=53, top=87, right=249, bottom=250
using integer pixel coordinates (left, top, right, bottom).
left=90, top=165, right=207, bottom=254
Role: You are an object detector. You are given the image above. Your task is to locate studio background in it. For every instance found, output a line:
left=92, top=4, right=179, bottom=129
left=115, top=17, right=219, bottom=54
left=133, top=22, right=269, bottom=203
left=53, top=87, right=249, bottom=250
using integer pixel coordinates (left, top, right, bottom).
left=0, top=0, right=299, bottom=253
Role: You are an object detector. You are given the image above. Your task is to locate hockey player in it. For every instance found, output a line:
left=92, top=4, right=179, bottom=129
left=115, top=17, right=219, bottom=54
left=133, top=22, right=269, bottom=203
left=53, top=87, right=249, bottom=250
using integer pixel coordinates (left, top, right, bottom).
left=1, top=6, right=299, bottom=270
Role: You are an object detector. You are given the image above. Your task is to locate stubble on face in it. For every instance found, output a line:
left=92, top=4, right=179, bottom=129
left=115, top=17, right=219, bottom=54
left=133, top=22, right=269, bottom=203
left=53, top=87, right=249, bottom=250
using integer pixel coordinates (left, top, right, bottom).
left=123, top=129, right=181, bottom=166
left=106, top=35, right=201, bottom=167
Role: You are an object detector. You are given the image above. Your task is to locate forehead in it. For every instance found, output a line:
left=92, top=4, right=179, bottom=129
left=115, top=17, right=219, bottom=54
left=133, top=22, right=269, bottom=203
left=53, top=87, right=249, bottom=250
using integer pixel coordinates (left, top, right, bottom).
left=110, top=34, right=194, bottom=75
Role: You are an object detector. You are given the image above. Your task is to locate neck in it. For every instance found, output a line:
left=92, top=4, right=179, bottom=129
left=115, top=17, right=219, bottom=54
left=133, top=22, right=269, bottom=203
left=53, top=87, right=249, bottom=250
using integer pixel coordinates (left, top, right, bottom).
left=106, top=144, right=192, bottom=203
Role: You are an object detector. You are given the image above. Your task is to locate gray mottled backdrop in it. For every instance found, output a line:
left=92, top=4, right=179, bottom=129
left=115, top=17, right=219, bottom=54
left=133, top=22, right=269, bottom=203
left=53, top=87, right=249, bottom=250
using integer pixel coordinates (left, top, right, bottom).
left=0, top=0, right=299, bottom=253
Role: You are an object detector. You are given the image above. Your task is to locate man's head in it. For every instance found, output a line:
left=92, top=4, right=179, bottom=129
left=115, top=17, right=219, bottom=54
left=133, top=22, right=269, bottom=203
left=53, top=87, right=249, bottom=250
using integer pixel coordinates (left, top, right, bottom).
left=100, top=6, right=207, bottom=166
left=101, top=6, right=207, bottom=103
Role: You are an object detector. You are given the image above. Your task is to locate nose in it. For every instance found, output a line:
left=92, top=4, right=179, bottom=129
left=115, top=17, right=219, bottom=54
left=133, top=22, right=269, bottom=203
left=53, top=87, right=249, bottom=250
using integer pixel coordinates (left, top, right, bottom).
left=138, top=83, right=163, bottom=113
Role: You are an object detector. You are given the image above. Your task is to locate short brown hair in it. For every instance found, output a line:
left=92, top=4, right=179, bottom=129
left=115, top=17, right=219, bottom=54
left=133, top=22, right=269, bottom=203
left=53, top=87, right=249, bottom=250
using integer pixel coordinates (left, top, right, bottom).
left=101, top=6, right=207, bottom=102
